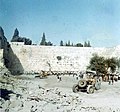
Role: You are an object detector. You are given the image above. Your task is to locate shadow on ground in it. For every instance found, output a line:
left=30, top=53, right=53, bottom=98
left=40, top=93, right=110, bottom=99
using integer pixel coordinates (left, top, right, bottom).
left=0, top=89, right=14, bottom=100
left=4, top=45, right=24, bottom=75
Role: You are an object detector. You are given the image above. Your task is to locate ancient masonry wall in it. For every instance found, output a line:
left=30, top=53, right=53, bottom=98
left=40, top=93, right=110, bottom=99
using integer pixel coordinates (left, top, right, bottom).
left=9, top=43, right=120, bottom=74
left=0, top=49, right=4, bottom=68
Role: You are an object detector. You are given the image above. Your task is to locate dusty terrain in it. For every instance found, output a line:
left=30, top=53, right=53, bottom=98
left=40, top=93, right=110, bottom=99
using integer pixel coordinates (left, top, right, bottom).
left=0, top=74, right=120, bottom=112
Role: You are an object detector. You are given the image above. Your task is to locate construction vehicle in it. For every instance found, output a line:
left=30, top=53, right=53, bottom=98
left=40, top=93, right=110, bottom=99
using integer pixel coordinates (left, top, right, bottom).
left=72, top=71, right=102, bottom=94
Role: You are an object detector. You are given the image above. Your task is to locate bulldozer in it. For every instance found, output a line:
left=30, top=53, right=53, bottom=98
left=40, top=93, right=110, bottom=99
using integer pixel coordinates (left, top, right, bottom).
left=72, top=71, right=102, bottom=94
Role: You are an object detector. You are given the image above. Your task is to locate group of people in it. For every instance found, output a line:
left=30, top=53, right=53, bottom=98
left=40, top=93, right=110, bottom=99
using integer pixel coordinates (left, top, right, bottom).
left=108, top=75, right=114, bottom=85
left=107, top=67, right=115, bottom=85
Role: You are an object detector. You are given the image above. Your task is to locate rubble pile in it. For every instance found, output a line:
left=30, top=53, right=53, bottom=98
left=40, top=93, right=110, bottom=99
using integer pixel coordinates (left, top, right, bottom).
left=0, top=75, right=120, bottom=112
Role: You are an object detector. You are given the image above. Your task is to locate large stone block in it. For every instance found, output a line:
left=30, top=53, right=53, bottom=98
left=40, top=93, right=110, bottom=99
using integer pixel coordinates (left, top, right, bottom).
left=8, top=44, right=120, bottom=74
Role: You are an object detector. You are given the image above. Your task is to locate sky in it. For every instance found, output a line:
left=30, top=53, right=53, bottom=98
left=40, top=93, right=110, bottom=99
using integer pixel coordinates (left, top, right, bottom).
left=0, top=0, right=120, bottom=47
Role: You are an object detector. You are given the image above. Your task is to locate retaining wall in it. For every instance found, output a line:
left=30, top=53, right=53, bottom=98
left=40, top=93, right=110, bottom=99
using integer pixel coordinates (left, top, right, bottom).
left=7, top=43, right=120, bottom=74
left=0, top=49, right=4, bottom=68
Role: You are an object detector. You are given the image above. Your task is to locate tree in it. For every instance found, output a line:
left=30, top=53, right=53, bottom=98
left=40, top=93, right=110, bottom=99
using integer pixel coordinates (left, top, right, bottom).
left=68, top=40, right=71, bottom=46
left=65, top=42, right=68, bottom=46
left=11, top=28, right=32, bottom=45
left=116, top=58, right=120, bottom=72
left=47, top=41, right=53, bottom=46
left=87, top=54, right=106, bottom=74
left=71, top=43, right=74, bottom=46
left=11, top=28, right=19, bottom=42
left=105, top=57, right=118, bottom=73
left=87, top=41, right=91, bottom=47
left=13, top=28, right=19, bottom=37
left=40, top=33, right=46, bottom=45
left=117, top=58, right=120, bottom=68
left=60, top=40, right=64, bottom=46
left=75, top=43, right=83, bottom=47
left=87, top=54, right=118, bottom=75
left=23, top=38, right=32, bottom=45
left=64, top=41, right=71, bottom=46
left=84, top=41, right=88, bottom=47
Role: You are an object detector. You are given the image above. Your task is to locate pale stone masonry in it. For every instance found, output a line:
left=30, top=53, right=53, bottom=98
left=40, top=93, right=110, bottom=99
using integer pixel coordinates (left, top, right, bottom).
left=7, top=42, right=120, bottom=74
left=0, top=49, right=4, bottom=68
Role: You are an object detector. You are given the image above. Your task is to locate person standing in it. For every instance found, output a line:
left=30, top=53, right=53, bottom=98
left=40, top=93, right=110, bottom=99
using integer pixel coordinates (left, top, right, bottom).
left=111, top=75, right=114, bottom=85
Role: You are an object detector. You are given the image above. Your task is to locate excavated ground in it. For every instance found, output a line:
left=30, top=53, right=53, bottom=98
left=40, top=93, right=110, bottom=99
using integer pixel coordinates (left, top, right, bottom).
left=0, top=74, right=120, bottom=112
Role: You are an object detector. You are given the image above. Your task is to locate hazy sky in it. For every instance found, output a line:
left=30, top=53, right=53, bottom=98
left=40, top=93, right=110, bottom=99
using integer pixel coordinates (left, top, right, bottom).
left=0, top=0, right=120, bottom=47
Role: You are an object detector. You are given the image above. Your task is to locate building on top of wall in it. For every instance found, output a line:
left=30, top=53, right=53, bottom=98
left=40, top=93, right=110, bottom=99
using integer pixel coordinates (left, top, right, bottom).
left=10, top=42, right=24, bottom=45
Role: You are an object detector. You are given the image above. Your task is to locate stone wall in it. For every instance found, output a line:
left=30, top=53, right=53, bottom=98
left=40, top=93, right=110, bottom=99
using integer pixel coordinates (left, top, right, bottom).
left=7, top=43, right=120, bottom=74
left=0, top=49, right=4, bottom=68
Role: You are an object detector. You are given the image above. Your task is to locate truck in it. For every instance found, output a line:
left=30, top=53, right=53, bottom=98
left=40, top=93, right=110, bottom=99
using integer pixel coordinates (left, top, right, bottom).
left=72, top=71, right=102, bottom=94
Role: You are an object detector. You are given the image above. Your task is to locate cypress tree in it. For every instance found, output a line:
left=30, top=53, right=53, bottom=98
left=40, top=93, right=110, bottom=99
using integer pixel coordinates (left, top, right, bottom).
left=60, top=40, right=64, bottom=46
left=40, top=33, right=46, bottom=45
left=11, top=28, right=19, bottom=42
left=87, top=41, right=91, bottom=47
left=13, top=28, right=19, bottom=37
left=84, top=41, right=88, bottom=47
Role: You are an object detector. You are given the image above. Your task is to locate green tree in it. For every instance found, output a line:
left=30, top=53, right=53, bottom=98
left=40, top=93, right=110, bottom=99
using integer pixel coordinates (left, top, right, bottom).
left=68, top=40, right=71, bottom=46
left=71, top=43, right=74, bottom=46
left=65, top=41, right=71, bottom=46
left=23, top=38, right=32, bottom=45
left=40, top=33, right=46, bottom=45
left=87, top=54, right=106, bottom=74
left=117, top=58, right=120, bottom=68
left=60, top=40, right=64, bottom=46
left=11, top=28, right=19, bottom=42
left=116, top=58, right=120, bottom=72
left=13, top=28, right=19, bottom=37
left=87, top=41, right=91, bottom=47
left=47, top=41, right=53, bottom=46
left=105, top=57, right=118, bottom=73
left=65, top=42, right=68, bottom=46
left=84, top=41, right=88, bottom=47
left=88, top=54, right=118, bottom=74
left=11, top=28, right=32, bottom=45
left=75, top=43, right=83, bottom=47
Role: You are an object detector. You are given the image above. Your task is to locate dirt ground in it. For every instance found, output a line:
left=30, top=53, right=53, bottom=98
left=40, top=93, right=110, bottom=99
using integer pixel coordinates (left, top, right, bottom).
left=0, top=74, right=120, bottom=112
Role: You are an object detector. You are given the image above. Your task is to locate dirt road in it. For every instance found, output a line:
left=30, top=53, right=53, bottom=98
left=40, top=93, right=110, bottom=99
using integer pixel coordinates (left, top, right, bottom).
left=1, top=75, right=120, bottom=112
